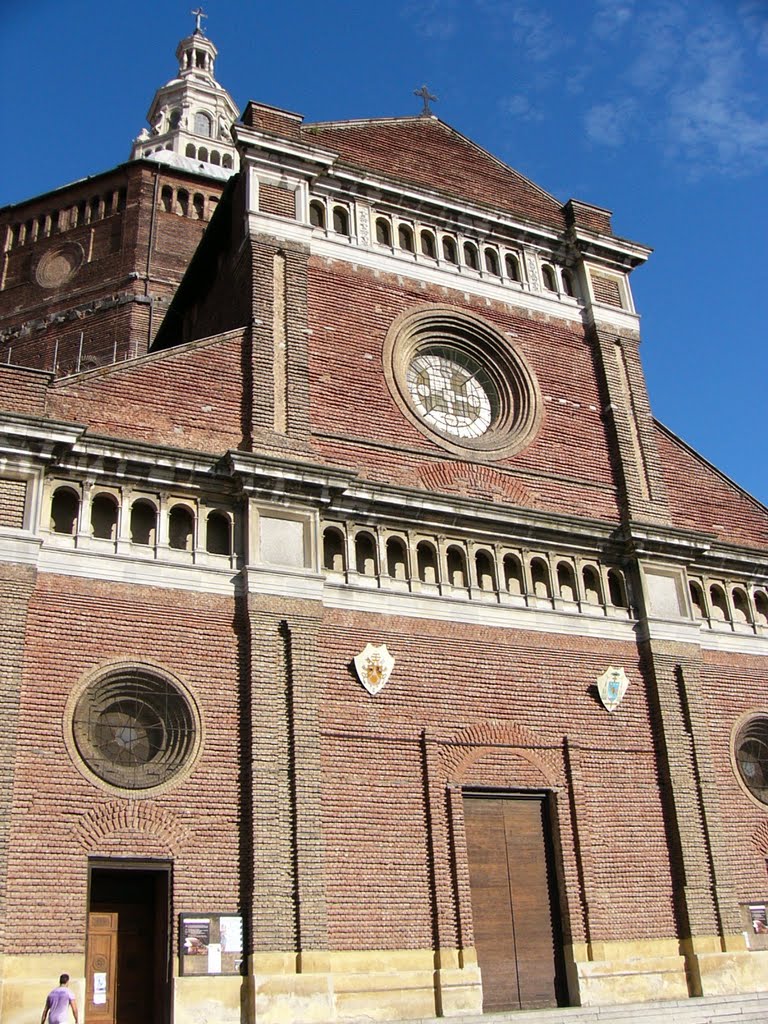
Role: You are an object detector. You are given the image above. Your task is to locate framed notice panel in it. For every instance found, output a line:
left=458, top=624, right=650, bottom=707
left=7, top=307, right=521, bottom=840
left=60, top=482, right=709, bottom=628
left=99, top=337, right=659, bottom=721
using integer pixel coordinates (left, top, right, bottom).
left=179, top=913, right=244, bottom=975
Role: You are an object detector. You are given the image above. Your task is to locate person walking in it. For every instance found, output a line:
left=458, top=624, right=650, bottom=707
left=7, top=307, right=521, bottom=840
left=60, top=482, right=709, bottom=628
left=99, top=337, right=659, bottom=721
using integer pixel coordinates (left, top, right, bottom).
left=41, top=973, right=78, bottom=1024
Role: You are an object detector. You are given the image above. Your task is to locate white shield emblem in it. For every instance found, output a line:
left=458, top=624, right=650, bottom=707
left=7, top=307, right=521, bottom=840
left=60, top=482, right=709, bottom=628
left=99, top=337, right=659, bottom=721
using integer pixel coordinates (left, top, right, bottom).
left=597, top=666, right=629, bottom=712
left=354, top=644, right=395, bottom=696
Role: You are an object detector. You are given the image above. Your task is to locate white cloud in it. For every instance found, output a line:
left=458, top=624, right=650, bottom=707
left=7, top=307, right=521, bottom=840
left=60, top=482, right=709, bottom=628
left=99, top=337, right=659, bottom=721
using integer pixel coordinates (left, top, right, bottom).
left=499, top=94, right=543, bottom=122
left=584, top=100, right=637, bottom=146
left=401, top=0, right=458, bottom=40
left=592, top=0, right=637, bottom=41
left=583, top=0, right=768, bottom=177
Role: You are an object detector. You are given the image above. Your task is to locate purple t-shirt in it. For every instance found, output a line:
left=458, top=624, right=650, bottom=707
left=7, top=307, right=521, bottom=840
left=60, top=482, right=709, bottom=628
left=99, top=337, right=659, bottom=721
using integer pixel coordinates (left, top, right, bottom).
left=47, top=985, right=74, bottom=1024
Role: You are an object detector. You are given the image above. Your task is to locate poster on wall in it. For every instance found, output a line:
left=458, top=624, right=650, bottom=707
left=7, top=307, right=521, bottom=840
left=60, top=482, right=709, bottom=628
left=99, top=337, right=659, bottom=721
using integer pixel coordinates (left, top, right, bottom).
left=180, top=914, right=244, bottom=975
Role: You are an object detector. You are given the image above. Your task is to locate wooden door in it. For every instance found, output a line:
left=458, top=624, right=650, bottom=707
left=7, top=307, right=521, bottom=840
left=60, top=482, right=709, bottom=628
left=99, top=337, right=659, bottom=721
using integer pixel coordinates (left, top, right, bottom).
left=464, top=794, right=565, bottom=1011
left=86, top=911, right=118, bottom=1024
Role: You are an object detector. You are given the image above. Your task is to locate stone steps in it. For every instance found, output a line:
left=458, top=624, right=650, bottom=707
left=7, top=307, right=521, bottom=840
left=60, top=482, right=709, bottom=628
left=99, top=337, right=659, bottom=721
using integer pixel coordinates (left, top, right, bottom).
left=409, top=993, right=768, bottom=1024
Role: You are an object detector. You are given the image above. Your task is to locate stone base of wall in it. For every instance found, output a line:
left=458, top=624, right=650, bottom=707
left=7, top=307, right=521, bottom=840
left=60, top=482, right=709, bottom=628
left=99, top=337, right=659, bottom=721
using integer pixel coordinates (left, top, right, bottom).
left=0, top=954, right=86, bottom=1024
left=568, top=940, right=690, bottom=1005
left=245, top=948, right=482, bottom=1024
left=685, top=936, right=768, bottom=996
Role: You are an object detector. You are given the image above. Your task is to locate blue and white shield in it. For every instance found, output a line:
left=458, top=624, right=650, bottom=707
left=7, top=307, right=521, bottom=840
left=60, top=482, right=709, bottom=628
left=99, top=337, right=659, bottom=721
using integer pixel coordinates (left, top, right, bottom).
left=597, top=666, right=629, bottom=712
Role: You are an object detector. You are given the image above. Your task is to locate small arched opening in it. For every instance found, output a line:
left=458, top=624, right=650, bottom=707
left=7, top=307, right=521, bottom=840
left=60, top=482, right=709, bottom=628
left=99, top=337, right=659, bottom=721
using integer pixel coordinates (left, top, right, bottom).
left=90, top=493, right=118, bottom=541
left=50, top=487, right=79, bottom=535
left=557, top=561, right=577, bottom=602
left=608, top=570, right=628, bottom=609
left=355, top=531, right=378, bottom=577
left=582, top=565, right=602, bottom=605
left=530, top=558, right=551, bottom=599
left=504, top=553, right=525, bottom=596
left=446, top=546, right=468, bottom=589
left=417, top=541, right=439, bottom=584
left=130, top=500, right=157, bottom=546
left=475, top=550, right=496, bottom=592
left=206, top=511, right=232, bottom=555
left=168, top=504, right=195, bottom=551
left=386, top=536, right=408, bottom=580
left=323, top=527, right=345, bottom=573
left=309, top=201, right=326, bottom=229
left=709, top=584, right=729, bottom=621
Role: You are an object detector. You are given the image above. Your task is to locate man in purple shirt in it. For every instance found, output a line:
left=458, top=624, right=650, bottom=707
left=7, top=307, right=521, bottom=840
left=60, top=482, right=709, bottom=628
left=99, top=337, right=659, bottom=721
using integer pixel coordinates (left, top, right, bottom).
left=41, top=973, right=78, bottom=1024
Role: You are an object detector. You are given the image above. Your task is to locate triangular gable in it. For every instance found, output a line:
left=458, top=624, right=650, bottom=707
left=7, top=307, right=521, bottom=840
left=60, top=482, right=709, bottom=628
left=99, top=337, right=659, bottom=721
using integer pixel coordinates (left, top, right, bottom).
left=303, top=116, right=565, bottom=229
left=655, top=421, right=768, bottom=549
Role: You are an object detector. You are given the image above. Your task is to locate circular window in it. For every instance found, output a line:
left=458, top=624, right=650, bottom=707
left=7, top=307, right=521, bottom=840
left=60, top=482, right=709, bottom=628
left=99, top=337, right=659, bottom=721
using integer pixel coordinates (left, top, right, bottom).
left=35, top=243, right=84, bottom=289
left=384, top=306, right=541, bottom=459
left=70, top=665, right=200, bottom=792
left=734, top=715, right=768, bottom=805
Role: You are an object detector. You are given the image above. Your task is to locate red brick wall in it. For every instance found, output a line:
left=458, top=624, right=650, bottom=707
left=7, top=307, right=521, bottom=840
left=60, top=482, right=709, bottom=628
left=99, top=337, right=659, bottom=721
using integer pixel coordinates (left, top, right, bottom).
left=316, top=611, right=676, bottom=949
left=4, top=575, right=242, bottom=954
left=307, top=259, right=621, bottom=522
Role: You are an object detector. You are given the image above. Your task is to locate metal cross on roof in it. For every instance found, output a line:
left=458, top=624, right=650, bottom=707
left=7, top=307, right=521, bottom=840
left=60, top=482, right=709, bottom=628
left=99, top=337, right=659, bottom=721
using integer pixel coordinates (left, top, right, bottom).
left=414, top=84, right=438, bottom=117
left=191, top=7, right=207, bottom=34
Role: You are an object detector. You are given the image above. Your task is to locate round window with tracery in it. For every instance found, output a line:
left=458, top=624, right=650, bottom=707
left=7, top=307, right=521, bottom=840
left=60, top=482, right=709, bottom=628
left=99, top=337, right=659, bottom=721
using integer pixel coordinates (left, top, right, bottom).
left=734, top=714, right=768, bottom=806
left=70, top=665, right=200, bottom=792
left=384, top=306, right=541, bottom=459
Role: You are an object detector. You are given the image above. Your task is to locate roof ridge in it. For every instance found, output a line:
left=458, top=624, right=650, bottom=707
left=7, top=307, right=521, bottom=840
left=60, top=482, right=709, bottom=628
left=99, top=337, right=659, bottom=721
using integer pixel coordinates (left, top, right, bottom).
left=655, top=418, right=768, bottom=517
left=303, top=115, right=562, bottom=212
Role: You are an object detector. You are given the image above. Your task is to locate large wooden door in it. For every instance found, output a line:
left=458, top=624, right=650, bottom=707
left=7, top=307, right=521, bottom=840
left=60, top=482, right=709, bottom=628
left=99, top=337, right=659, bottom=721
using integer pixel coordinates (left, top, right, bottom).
left=86, top=911, right=118, bottom=1024
left=464, top=793, right=565, bottom=1011
left=89, top=865, right=170, bottom=1024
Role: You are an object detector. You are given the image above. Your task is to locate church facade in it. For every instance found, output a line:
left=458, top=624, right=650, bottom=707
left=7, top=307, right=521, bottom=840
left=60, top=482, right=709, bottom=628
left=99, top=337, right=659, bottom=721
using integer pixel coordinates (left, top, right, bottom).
left=2, top=21, right=768, bottom=1024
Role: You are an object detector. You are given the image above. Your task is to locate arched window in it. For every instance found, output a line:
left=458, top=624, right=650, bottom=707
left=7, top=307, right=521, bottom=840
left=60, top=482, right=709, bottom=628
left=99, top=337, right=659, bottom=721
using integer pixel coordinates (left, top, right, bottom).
left=447, top=546, right=467, bottom=588
left=323, top=527, right=345, bottom=572
left=417, top=541, right=438, bottom=584
left=206, top=511, right=231, bottom=555
left=176, top=189, right=189, bottom=216
left=222, top=154, right=233, bottom=169
left=504, top=553, right=524, bottom=596
left=420, top=230, right=436, bottom=258
left=160, top=186, right=173, bottom=213
left=582, top=565, right=602, bottom=605
left=168, top=505, right=194, bottom=551
left=376, top=217, right=392, bottom=245
left=398, top=224, right=414, bottom=252
left=542, top=264, right=557, bottom=292
left=90, top=493, right=118, bottom=541
left=732, top=587, right=751, bottom=624
left=531, top=558, right=551, bottom=599
left=442, top=236, right=458, bottom=264
left=689, top=581, right=706, bottom=618
left=608, top=569, right=628, bottom=608
left=484, top=248, right=500, bottom=276
left=169, top=109, right=182, bottom=129
left=309, top=201, right=326, bottom=229
left=755, top=591, right=768, bottom=627
left=463, top=242, right=479, bottom=270
left=193, top=193, right=205, bottom=220
left=355, top=532, right=378, bottom=576
left=709, top=584, right=729, bottom=621
left=210, top=150, right=221, bottom=166
left=562, top=269, right=576, bottom=297
left=386, top=536, right=408, bottom=580
left=475, top=550, right=496, bottom=592
left=557, top=562, right=576, bottom=602
left=333, top=206, right=350, bottom=235
left=186, top=143, right=196, bottom=158
left=50, top=487, right=79, bottom=535
left=194, top=111, right=212, bottom=137
left=116, top=189, right=127, bottom=212
left=75, top=203, right=86, bottom=227
left=26, top=218, right=36, bottom=242
left=130, top=500, right=157, bottom=546
left=89, top=197, right=101, bottom=223
left=198, top=147, right=209, bottom=163
left=505, top=254, right=521, bottom=281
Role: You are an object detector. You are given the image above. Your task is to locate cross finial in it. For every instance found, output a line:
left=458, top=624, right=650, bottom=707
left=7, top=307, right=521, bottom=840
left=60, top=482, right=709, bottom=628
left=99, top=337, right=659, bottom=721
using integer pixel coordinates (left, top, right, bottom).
left=414, top=84, right=437, bottom=117
left=191, top=7, right=207, bottom=34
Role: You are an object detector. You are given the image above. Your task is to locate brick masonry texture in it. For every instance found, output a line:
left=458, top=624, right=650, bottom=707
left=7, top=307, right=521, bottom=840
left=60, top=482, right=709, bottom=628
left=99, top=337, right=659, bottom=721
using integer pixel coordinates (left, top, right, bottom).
left=304, top=118, right=567, bottom=230
left=306, top=258, right=622, bottom=521
left=3, top=81, right=768, bottom=1024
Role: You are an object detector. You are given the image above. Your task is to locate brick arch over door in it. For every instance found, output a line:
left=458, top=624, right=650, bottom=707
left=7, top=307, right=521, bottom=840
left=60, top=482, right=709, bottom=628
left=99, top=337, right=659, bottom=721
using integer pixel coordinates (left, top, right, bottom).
left=440, top=720, right=563, bottom=789
left=74, top=801, right=189, bottom=858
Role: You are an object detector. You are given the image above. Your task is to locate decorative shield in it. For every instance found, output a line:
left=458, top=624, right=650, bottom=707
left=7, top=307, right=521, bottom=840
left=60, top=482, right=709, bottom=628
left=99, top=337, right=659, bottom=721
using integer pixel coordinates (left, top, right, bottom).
left=596, top=666, right=629, bottom=712
left=354, top=643, right=395, bottom=696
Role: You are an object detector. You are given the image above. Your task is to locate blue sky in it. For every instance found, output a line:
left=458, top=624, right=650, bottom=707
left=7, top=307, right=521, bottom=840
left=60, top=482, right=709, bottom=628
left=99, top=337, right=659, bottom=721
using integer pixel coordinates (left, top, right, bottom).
left=3, top=0, right=767, bottom=504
